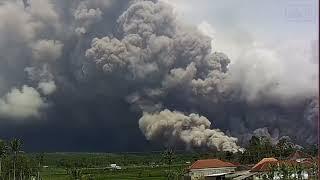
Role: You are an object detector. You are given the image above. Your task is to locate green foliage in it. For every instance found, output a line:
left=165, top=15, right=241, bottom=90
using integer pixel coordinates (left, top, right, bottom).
left=0, top=140, right=7, bottom=157
left=0, top=138, right=39, bottom=180
left=239, top=136, right=273, bottom=164
left=162, top=148, right=176, bottom=180
left=275, top=138, right=295, bottom=159
left=0, top=137, right=317, bottom=180
left=239, top=135, right=300, bottom=164
left=162, top=148, right=175, bottom=166
left=9, top=138, right=22, bottom=155
left=305, top=144, right=318, bottom=157
left=0, top=139, right=7, bottom=179
left=69, top=168, right=83, bottom=180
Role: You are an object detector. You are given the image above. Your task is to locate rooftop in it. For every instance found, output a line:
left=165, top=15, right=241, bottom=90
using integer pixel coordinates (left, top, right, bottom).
left=251, top=158, right=314, bottom=172
left=189, top=159, right=236, bottom=170
left=251, top=158, right=278, bottom=171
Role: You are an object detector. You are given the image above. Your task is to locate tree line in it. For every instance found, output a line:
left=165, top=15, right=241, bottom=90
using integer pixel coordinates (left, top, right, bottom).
left=0, top=136, right=317, bottom=180
left=0, top=138, right=45, bottom=180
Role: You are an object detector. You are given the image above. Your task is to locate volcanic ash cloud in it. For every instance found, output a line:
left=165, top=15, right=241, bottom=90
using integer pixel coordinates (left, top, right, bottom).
left=139, top=109, right=241, bottom=152
left=0, top=85, right=46, bottom=119
left=0, top=0, right=317, bottom=151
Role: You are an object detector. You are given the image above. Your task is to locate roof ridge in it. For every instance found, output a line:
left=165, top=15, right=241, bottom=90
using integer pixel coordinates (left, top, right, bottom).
left=189, top=158, right=236, bottom=169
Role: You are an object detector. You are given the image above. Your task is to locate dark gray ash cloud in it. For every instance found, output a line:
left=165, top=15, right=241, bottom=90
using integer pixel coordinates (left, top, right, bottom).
left=0, top=0, right=317, bottom=152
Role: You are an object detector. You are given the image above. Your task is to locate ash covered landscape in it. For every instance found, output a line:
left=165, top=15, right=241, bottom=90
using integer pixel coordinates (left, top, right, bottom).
left=0, top=0, right=318, bottom=179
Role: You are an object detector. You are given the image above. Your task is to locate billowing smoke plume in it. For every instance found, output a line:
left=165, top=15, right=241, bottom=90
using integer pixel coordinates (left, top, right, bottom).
left=139, top=110, right=240, bottom=152
left=245, top=127, right=303, bottom=150
left=0, top=85, right=46, bottom=119
left=38, top=81, right=56, bottom=95
left=31, top=39, right=63, bottom=62
left=84, top=0, right=242, bottom=151
left=0, top=0, right=317, bottom=152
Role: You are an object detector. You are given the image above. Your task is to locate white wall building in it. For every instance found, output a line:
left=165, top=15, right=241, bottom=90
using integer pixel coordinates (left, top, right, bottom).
left=185, top=159, right=237, bottom=180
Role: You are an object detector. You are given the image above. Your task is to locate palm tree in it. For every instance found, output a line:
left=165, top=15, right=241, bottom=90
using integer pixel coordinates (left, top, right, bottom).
left=36, top=153, right=44, bottom=180
left=0, top=140, right=7, bottom=179
left=9, top=138, right=22, bottom=180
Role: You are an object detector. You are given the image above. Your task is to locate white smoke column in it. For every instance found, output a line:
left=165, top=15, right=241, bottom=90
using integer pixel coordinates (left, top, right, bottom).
left=38, top=81, right=56, bottom=95
left=74, top=3, right=102, bottom=35
left=73, top=0, right=116, bottom=35
left=226, top=40, right=317, bottom=106
left=0, top=85, right=46, bottom=119
left=25, top=64, right=57, bottom=95
left=31, top=39, right=63, bottom=62
left=139, top=109, right=241, bottom=152
left=28, top=0, right=60, bottom=29
left=30, top=39, right=62, bottom=95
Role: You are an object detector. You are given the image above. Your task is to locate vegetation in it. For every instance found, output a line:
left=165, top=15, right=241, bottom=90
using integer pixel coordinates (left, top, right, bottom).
left=260, top=162, right=319, bottom=180
left=162, top=148, right=175, bottom=179
left=238, top=135, right=310, bottom=164
left=0, top=139, right=7, bottom=178
left=0, top=138, right=39, bottom=180
left=0, top=136, right=317, bottom=179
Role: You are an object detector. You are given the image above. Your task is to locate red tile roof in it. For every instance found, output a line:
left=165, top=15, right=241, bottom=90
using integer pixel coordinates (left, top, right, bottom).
left=189, top=159, right=236, bottom=170
left=251, top=158, right=314, bottom=172
left=251, top=158, right=278, bottom=172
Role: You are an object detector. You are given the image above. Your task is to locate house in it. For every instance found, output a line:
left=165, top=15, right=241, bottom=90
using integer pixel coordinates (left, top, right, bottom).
left=184, top=159, right=237, bottom=180
left=110, top=163, right=122, bottom=170
left=250, top=157, right=313, bottom=180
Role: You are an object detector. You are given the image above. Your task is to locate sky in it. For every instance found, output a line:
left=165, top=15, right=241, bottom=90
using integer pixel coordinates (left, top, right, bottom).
left=161, top=0, right=318, bottom=60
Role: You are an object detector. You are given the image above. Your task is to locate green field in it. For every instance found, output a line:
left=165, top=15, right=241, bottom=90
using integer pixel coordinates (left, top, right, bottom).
left=40, top=165, right=185, bottom=180
left=32, top=152, right=194, bottom=180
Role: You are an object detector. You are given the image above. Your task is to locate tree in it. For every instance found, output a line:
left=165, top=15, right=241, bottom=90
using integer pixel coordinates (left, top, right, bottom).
left=278, top=163, right=293, bottom=180
left=265, top=163, right=278, bottom=180
left=276, top=137, right=294, bottom=159
left=310, top=161, right=318, bottom=179
left=162, top=148, right=175, bottom=180
left=253, top=136, right=273, bottom=160
left=0, top=140, right=7, bottom=179
left=241, top=136, right=273, bottom=164
left=36, top=153, right=44, bottom=180
left=9, top=138, right=22, bottom=180
left=249, top=136, right=261, bottom=147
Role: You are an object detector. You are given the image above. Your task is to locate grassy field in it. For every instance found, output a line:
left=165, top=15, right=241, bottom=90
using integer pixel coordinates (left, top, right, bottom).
left=14, top=151, right=319, bottom=180
left=40, top=164, right=186, bottom=180
left=31, top=152, right=193, bottom=179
